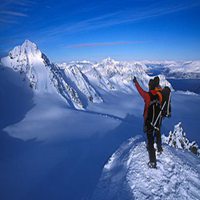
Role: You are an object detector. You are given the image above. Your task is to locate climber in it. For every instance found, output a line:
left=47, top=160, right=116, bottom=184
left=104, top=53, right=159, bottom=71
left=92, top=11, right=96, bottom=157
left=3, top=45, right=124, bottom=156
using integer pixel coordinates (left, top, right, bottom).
left=133, top=76, right=163, bottom=169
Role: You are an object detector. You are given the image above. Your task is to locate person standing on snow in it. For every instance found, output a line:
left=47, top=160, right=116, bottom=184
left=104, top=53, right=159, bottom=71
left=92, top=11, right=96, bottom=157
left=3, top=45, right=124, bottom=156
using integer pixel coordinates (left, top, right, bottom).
left=133, top=76, right=163, bottom=169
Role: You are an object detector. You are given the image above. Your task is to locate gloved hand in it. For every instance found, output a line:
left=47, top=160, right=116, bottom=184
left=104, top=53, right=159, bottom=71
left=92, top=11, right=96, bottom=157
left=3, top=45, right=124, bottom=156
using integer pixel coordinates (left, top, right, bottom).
left=133, top=76, right=137, bottom=83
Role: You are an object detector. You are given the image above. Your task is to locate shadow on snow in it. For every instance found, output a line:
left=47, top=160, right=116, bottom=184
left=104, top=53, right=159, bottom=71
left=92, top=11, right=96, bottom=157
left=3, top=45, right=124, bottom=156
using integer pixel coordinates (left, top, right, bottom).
left=0, top=66, right=143, bottom=200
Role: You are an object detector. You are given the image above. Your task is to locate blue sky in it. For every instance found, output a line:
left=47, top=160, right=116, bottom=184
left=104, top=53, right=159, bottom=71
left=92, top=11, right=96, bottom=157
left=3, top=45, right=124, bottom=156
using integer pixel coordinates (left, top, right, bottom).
left=0, top=0, right=200, bottom=62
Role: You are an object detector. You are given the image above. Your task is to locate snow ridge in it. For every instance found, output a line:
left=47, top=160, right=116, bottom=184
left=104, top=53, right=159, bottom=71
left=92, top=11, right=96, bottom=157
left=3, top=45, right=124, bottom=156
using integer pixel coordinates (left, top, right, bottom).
left=45, top=62, right=84, bottom=109
left=92, top=137, right=200, bottom=200
left=59, top=63, right=103, bottom=103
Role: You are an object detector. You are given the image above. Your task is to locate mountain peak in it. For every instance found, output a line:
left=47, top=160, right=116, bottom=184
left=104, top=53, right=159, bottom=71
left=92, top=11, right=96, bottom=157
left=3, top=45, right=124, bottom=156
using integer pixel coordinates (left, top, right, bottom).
left=7, top=39, right=41, bottom=60
left=1, top=40, right=47, bottom=91
left=22, top=39, right=38, bottom=49
left=102, top=57, right=118, bottom=65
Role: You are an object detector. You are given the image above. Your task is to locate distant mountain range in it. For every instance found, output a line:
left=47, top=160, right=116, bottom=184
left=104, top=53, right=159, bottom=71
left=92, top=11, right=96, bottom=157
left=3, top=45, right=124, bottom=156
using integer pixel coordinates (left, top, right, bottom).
left=2, top=40, right=200, bottom=111
left=145, top=60, right=200, bottom=79
left=0, top=40, right=172, bottom=110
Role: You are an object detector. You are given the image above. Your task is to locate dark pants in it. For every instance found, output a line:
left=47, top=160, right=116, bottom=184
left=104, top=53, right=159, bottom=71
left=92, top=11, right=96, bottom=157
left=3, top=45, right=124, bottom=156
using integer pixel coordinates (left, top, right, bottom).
left=155, top=130, right=162, bottom=151
left=145, top=120, right=162, bottom=163
left=147, top=130, right=156, bottom=163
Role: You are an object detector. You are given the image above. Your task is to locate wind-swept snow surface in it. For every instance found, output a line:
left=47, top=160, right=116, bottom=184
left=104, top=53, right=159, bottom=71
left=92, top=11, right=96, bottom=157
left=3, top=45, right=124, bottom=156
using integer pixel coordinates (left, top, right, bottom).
left=93, top=137, right=200, bottom=200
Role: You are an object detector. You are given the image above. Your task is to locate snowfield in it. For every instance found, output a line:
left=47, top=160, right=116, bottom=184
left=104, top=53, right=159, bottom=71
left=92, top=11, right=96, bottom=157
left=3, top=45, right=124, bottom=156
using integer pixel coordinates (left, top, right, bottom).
left=93, top=137, right=200, bottom=200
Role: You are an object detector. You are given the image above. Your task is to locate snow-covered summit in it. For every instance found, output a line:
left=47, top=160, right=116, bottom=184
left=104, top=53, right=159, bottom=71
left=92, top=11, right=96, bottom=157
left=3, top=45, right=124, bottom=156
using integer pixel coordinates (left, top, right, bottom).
left=8, top=40, right=41, bottom=60
left=93, top=137, right=200, bottom=200
left=0, top=40, right=102, bottom=109
left=1, top=40, right=54, bottom=92
left=101, top=57, right=119, bottom=65
left=1, top=40, right=40, bottom=68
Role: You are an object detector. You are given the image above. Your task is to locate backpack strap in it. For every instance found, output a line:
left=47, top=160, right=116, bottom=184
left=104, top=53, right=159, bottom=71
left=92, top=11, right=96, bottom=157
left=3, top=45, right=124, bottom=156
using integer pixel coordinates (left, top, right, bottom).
left=148, top=91, right=162, bottom=131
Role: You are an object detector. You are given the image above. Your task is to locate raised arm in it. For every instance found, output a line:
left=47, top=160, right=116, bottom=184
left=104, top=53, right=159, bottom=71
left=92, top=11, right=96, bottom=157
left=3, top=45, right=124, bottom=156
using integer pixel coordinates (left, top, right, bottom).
left=133, top=77, right=148, bottom=100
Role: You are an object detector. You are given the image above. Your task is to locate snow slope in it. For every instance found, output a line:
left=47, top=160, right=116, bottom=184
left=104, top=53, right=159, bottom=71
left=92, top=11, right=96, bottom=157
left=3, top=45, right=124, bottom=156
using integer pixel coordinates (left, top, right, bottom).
left=0, top=64, right=136, bottom=141
left=0, top=67, right=138, bottom=200
left=0, top=66, right=34, bottom=130
left=58, top=63, right=103, bottom=103
left=93, top=137, right=200, bottom=200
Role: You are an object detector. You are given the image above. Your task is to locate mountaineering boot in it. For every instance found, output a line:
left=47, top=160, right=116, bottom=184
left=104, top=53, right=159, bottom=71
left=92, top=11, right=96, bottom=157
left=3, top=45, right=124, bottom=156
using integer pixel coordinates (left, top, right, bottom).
left=148, top=161, right=157, bottom=169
